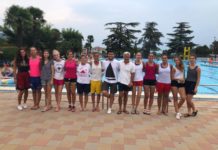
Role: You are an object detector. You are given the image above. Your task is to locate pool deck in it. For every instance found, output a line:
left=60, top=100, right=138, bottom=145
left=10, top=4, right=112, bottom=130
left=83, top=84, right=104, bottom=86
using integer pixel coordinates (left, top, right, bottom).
left=0, top=92, right=218, bottom=150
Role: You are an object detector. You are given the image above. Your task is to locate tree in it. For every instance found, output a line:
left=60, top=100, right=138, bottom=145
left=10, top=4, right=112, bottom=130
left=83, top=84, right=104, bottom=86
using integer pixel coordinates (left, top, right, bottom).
left=58, top=28, right=84, bottom=54
left=167, top=22, right=196, bottom=55
left=139, top=22, right=163, bottom=56
left=210, top=40, right=218, bottom=54
left=103, top=22, right=141, bottom=57
left=25, top=6, right=46, bottom=47
left=194, top=45, right=211, bottom=57
left=1, top=5, right=32, bottom=47
left=84, top=35, right=94, bottom=53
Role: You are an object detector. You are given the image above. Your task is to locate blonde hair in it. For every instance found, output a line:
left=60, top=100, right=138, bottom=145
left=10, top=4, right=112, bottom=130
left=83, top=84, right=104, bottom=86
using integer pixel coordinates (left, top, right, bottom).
left=53, top=49, right=60, bottom=56
left=123, top=51, right=131, bottom=56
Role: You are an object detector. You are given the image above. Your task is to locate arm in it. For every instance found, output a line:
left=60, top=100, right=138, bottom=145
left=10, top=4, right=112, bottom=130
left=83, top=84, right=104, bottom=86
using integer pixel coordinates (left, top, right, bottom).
left=171, top=68, right=176, bottom=81
left=50, top=63, right=54, bottom=85
left=129, top=72, right=135, bottom=87
left=194, top=67, right=201, bottom=93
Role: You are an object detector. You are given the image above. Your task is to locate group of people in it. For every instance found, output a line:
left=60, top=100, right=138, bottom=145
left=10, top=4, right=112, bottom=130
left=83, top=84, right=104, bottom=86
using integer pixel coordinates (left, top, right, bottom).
left=13, top=47, right=201, bottom=119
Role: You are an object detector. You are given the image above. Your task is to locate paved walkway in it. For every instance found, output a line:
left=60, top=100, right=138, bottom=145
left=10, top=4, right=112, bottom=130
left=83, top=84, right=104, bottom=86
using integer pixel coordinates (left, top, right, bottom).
left=0, top=92, right=218, bottom=150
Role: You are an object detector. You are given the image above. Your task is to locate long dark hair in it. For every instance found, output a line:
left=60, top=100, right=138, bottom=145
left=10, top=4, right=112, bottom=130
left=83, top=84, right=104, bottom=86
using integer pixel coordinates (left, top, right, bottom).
left=41, top=50, right=51, bottom=66
left=15, top=48, right=29, bottom=66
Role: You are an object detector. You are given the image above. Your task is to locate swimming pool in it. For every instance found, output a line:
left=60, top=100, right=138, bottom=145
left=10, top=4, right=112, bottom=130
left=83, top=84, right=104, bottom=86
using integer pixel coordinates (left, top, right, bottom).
left=0, top=60, right=218, bottom=94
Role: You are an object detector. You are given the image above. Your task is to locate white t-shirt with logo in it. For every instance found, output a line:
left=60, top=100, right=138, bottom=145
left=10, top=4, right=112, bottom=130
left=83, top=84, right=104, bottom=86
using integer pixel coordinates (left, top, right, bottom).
left=118, top=61, right=135, bottom=85
left=54, top=60, right=65, bottom=80
left=102, top=59, right=120, bottom=84
left=77, top=63, right=91, bottom=84
left=134, top=62, right=144, bottom=81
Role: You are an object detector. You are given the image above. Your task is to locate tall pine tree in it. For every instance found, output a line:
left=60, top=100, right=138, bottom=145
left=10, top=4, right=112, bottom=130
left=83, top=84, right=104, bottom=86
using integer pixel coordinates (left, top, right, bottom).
left=139, top=22, right=163, bottom=56
left=167, top=22, right=196, bottom=55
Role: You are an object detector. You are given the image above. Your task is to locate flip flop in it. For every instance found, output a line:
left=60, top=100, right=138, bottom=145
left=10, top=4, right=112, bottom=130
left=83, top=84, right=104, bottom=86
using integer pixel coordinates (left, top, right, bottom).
left=117, top=110, right=122, bottom=114
left=192, top=110, right=198, bottom=117
left=184, top=113, right=192, bottom=117
left=123, top=110, right=129, bottom=114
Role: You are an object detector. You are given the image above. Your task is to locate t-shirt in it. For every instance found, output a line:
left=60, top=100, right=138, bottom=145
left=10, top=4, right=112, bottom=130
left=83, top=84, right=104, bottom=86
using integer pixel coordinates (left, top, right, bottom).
left=102, top=59, right=119, bottom=83
left=77, top=63, right=91, bottom=84
left=41, top=60, right=53, bottom=81
left=29, top=56, right=41, bottom=77
left=64, top=59, right=77, bottom=79
left=118, top=61, right=135, bottom=85
left=91, top=61, right=102, bottom=81
left=54, top=60, right=65, bottom=80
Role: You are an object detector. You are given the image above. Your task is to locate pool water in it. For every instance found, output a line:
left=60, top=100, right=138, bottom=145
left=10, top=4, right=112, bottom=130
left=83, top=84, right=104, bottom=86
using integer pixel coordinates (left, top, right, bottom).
left=1, top=59, right=218, bottom=94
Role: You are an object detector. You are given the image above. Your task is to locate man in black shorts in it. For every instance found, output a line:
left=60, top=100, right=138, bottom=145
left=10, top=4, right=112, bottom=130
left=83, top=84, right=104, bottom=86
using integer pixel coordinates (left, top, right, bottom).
left=117, top=52, right=135, bottom=114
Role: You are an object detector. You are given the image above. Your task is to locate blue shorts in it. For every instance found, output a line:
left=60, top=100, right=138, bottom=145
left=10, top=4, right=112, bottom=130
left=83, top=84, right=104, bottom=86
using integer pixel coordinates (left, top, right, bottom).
left=30, top=77, right=42, bottom=90
left=77, top=83, right=90, bottom=94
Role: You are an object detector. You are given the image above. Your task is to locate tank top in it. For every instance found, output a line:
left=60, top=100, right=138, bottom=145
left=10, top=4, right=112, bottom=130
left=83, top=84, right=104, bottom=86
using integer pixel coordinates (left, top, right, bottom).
left=144, top=62, right=156, bottom=80
left=134, top=62, right=143, bottom=81
left=174, top=67, right=184, bottom=80
left=18, top=60, right=29, bottom=72
left=29, top=56, right=41, bottom=77
left=186, top=66, right=198, bottom=82
left=91, top=61, right=102, bottom=81
left=157, top=63, right=171, bottom=84
left=64, top=59, right=77, bottom=79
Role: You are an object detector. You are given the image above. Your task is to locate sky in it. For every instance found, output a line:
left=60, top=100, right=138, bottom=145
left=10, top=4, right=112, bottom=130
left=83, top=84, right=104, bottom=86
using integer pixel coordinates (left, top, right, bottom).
left=0, top=0, right=218, bottom=49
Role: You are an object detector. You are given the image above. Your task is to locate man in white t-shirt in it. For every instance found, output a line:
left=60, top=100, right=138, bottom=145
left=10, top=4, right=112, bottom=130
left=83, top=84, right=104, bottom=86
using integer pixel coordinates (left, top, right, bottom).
left=102, top=50, right=120, bottom=114
left=117, top=52, right=135, bottom=114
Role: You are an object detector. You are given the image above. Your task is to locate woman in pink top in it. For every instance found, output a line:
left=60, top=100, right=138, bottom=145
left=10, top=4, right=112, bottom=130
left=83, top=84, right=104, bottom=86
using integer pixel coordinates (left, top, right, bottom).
left=64, top=51, right=77, bottom=112
left=143, top=53, right=158, bottom=115
left=29, top=47, right=41, bottom=110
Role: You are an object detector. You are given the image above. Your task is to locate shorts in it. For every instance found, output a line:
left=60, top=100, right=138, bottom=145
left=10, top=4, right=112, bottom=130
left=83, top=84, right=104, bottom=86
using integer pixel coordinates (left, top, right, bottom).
left=53, top=79, right=64, bottom=86
left=30, top=77, right=41, bottom=90
left=118, top=82, right=132, bottom=92
left=171, top=80, right=185, bottom=88
left=41, top=79, right=51, bottom=86
left=64, top=78, right=77, bottom=83
left=143, top=79, right=156, bottom=86
left=102, top=81, right=117, bottom=94
left=185, top=81, right=197, bottom=95
left=156, top=82, right=171, bottom=94
left=91, top=80, right=101, bottom=94
left=133, top=81, right=143, bottom=86
left=77, top=83, right=90, bottom=94
left=16, top=72, right=30, bottom=90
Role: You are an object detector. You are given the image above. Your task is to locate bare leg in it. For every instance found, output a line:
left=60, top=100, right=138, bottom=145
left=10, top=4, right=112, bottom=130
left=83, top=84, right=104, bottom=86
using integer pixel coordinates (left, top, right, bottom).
left=84, top=94, right=89, bottom=110
left=178, top=87, right=186, bottom=109
left=96, top=94, right=101, bottom=111
left=18, top=90, right=24, bottom=105
left=148, top=86, right=155, bottom=110
left=65, top=82, right=72, bottom=106
left=118, top=91, right=124, bottom=112
left=71, top=83, right=76, bottom=107
left=123, top=91, right=129, bottom=112
left=144, top=86, right=150, bottom=110
left=24, top=90, right=28, bottom=103
left=79, top=94, right=84, bottom=111
left=157, top=93, right=163, bottom=114
left=91, top=93, right=95, bottom=111
left=135, top=86, right=142, bottom=111
left=132, top=86, right=136, bottom=110
left=171, top=87, right=179, bottom=113
left=163, top=93, right=169, bottom=114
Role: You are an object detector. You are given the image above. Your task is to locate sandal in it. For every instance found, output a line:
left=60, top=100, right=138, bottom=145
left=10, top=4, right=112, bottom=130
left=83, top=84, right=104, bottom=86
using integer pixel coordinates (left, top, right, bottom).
left=135, top=110, right=140, bottom=115
left=184, top=113, right=192, bottom=117
left=143, top=109, right=147, bottom=114
left=71, top=106, right=76, bottom=112
left=68, top=105, right=72, bottom=111
left=131, top=109, right=136, bottom=114
left=117, top=110, right=122, bottom=115
left=192, top=110, right=198, bottom=117
left=123, top=110, right=129, bottom=114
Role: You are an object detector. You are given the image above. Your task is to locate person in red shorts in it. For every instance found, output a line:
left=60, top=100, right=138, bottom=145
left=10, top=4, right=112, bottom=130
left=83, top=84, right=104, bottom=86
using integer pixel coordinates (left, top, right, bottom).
left=131, top=52, right=144, bottom=114
left=13, top=48, right=30, bottom=111
left=53, top=49, right=65, bottom=112
left=143, top=53, right=158, bottom=115
left=156, top=54, right=172, bottom=115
